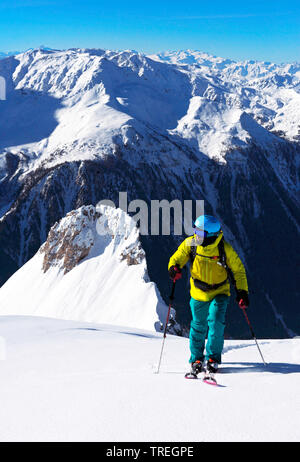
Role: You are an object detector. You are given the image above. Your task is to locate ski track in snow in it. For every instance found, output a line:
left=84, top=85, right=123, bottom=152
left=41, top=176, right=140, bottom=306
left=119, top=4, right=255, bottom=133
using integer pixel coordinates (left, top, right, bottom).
left=0, top=316, right=299, bottom=442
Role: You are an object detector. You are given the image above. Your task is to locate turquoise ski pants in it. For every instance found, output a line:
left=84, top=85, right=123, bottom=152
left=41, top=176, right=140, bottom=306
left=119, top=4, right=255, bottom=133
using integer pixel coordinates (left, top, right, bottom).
left=189, top=295, right=229, bottom=364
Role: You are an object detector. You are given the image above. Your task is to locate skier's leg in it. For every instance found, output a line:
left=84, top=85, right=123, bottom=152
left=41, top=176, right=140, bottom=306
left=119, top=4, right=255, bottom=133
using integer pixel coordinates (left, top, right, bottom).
left=205, top=294, right=229, bottom=364
left=189, top=297, right=210, bottom=363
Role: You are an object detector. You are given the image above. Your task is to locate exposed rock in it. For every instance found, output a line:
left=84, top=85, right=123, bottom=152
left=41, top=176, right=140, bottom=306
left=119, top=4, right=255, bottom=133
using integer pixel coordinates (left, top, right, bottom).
left=120, top=242, right=145, bottom=266
left=40, top=206, right=100, bottom=274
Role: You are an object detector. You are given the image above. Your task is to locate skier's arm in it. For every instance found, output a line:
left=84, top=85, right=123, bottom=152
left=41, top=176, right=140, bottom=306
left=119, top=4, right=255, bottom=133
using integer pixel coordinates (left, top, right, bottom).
left=225, top=242, right=248, bottom=293
left=168, top=238, right=192, bottom=270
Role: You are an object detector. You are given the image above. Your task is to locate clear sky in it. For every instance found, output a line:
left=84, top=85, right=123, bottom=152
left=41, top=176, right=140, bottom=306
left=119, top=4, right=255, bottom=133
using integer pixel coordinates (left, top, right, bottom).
left=0, top=0, right=300, bottom=63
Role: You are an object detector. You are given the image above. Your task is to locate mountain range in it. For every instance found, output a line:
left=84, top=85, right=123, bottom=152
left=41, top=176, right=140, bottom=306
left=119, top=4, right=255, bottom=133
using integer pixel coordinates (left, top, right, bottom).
left=0, top=47, right=299, bottom=337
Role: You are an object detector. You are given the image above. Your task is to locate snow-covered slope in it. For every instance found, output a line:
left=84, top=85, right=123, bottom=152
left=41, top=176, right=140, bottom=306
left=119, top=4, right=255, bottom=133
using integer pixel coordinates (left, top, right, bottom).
left=0, top=315, right=299, bottom=442
left=0, top=204, right=175, bottom=332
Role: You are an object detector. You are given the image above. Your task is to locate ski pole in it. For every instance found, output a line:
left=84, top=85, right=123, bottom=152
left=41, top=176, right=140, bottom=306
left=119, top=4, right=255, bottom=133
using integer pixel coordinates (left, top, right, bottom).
left=240, top=303, right=267, bottom=366
left=155, top=280, right=176, bottom=374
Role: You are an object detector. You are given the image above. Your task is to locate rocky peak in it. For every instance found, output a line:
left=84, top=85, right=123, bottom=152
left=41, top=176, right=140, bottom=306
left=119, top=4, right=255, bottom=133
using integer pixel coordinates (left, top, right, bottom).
left=40, top=204, right=145, bottom=274
left=40, top=205, right=100, bottom=274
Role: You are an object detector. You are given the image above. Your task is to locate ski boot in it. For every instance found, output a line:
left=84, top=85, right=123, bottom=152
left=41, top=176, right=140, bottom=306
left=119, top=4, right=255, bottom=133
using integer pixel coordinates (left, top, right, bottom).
left=206, top=358, right=219, bottom=374
left=203, top=358, right=218, bottom=385
left=185, top=360, right=203, bottom=379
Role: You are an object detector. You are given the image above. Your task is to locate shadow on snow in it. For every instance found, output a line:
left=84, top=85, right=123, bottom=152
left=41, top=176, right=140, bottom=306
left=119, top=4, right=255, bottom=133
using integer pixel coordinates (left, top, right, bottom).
left=220, top=362, right=300, bottom=374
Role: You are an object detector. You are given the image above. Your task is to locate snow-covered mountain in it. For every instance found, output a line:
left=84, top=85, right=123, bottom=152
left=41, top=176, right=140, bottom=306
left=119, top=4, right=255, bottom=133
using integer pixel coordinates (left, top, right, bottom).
left=149, top=49, right=300, bottom=79
left=0, top=46, right=56, bottom=60
left=0, top=48, right=299, bottom=337
left=0, top=204, right=177, bottom=333
left=0, top=315, right=299, bottom=442
left=1, top=47, right=300, bottom=160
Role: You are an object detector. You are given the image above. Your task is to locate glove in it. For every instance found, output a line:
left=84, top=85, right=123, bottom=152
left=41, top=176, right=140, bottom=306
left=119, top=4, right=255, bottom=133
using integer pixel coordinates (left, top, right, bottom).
left=168, top=265, right=182, bottom=281
left=236, top=290, right=249, bottom=309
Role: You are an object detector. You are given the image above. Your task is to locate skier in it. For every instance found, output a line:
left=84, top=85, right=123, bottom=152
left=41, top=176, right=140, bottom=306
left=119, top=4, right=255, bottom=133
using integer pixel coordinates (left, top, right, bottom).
left=168, top=215, right=249, bottom=380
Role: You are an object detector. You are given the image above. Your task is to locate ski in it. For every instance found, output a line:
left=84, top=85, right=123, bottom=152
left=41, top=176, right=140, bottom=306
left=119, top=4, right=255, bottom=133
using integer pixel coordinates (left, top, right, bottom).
left=184, top=360, right=203, bottom=379
left=184, top=361, right=219, bottom=386
left=202, top=371, right=218, bottom=386
left=184, top=371, right=198, bottom=379
left=185, top=370, right=219, bottom=386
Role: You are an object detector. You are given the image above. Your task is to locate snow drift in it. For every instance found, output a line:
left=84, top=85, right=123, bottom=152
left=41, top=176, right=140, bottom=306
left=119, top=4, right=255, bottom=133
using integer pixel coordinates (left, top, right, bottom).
left=0, top=204, right=177, bottom=332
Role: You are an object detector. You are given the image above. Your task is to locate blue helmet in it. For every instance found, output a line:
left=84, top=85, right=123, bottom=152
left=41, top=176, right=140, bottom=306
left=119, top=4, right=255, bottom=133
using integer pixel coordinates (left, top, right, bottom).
left=194, top=215, right=221, bottom=238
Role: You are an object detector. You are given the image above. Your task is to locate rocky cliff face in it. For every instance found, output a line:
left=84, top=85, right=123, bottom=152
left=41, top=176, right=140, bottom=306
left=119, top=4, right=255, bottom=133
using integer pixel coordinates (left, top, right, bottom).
left=0, top=48, right=299, bottom=337
left=41, top=206, right=101, bottom=274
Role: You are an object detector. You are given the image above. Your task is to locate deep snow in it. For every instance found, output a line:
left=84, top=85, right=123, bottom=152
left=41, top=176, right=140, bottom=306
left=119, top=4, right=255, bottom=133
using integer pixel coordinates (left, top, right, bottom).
left=0, top=315, right=299, bottom=442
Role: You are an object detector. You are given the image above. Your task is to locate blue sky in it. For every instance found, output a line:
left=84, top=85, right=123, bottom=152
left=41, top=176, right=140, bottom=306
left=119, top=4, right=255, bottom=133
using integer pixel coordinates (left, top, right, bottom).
left=0, top=0, right=300, bottom=62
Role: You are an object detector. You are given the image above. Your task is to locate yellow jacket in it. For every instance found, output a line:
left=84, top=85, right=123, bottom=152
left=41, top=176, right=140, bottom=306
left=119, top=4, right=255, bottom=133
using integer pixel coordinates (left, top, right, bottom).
left=168, top=232, right=248, bottom=301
